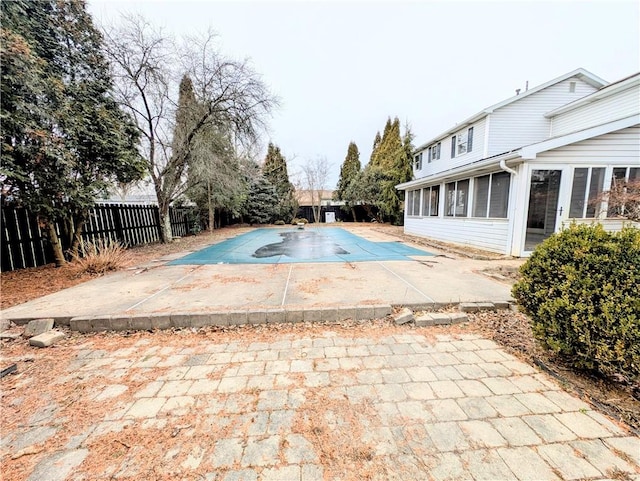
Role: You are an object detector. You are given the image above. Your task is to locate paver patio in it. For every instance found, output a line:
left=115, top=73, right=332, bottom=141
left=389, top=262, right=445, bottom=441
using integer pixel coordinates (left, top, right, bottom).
left=2, top=324, right=638, bottom=481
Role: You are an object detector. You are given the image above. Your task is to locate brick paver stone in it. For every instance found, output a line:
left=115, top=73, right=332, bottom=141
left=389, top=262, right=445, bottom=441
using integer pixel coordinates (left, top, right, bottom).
left=490, top=417, right=542, bottom=446
left=554, top=411, right=617, bottom=438
left=211, top=438, right=244, bottom=468
left=241, top=436, right=281, bottom=467
left=26, top=449, right=88, bottom=481
left=496, top=446, right=561, bottom=481
left=125, top=397, right=166, bottom=418
left=537, top=443, right=602, bottom=479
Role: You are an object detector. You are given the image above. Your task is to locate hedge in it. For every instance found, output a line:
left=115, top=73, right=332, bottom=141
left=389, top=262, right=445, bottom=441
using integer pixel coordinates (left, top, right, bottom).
left=512, top=224, right=640, bottom=383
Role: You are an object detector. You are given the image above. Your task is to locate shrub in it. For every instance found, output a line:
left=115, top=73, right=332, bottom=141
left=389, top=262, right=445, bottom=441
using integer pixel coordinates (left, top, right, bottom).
left=274, top=220, right=285, bottom=225
left=512, top=224, right=640, bottom=383
left=291, top=218, right=308, bottom=225
left=71, top=239, right=131, bottom=275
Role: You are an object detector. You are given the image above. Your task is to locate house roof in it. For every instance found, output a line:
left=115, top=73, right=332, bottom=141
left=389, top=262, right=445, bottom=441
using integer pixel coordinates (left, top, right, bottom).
left=414, top=68, right=608, bottom=153
left=295, top=189, right=334, bottom=206
left=545, top=71, right=640, bottom=118
left=397, top=113, right=640, bottom=191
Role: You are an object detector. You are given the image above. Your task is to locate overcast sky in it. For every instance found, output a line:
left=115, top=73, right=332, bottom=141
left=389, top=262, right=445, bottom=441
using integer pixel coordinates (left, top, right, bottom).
left=89, top=0, right=640, bottom=188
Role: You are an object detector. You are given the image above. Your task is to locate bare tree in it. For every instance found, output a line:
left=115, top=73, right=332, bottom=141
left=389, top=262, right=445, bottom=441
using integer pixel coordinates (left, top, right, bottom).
left=299, top=157, right=332, bottom=223
left=591, top=178, right=640, bottom=221
left=102, top=16, right=277, bottom=242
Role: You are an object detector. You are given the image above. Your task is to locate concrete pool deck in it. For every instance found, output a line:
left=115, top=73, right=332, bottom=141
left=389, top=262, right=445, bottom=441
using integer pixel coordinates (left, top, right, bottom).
left=0, top=225, right=518, bottom=326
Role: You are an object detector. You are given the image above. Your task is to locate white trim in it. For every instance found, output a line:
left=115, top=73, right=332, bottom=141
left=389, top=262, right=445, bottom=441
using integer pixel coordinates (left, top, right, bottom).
left=414, top=68, right=607, bottom=153
left=545, top=73, right=640, bottom=118
left=519, top=115, right=640, bottom=159
left=482, top=114, right=491, bottom=159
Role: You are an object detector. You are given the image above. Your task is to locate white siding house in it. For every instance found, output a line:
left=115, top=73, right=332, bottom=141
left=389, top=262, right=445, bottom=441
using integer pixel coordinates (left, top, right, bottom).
left=398, top=69, right=640, bottom=257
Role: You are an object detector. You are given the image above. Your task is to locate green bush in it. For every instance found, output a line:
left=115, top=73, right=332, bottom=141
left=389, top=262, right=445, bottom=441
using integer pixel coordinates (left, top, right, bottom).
left=512, top=224, right=640, bottom=383
left=291, top=218, right=308, bottom=225
left=274, top=220, right=285, bottom=225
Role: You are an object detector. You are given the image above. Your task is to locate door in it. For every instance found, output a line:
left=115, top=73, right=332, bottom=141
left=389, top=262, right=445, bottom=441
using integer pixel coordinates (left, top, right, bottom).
left=524, top=169, right=563, bottom=252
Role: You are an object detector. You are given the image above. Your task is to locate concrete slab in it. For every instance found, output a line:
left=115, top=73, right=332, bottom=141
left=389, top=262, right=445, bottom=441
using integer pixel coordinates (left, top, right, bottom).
left=0, top=226, right=515, bottom=324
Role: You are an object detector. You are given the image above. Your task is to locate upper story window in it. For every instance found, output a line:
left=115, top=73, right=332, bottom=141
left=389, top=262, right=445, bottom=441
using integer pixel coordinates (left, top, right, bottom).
left=414, top=152, right=423, bottom=170
left=451, top=127, right=474, bottom=158
left=427, top=142, right=441, bottom=163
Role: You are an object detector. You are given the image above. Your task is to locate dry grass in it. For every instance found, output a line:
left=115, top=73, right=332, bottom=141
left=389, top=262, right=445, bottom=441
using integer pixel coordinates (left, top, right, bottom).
left=70, top=239, right=132, bottom=275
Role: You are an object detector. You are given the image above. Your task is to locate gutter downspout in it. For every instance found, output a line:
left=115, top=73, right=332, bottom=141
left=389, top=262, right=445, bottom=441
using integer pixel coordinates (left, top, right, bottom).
left=500, top=159, right=519, bottom=257
left=500, top=159, right=517, bottom=176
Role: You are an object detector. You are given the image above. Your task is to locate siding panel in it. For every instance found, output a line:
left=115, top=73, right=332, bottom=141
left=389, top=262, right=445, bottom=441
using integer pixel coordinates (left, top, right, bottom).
left=537, top=126, right=640, bottom=160
left=414, top=118, right=487, bottom=179
left=404, top=217, right=509, bottom=254
left=551, top=86, right=640, bottom=136
left=488, top=77, right=599, bottom=156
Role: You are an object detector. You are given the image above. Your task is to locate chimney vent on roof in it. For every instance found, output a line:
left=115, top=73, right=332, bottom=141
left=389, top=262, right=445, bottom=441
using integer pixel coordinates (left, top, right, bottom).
left=525, top=80, right=529, bottom=91
left=515, top=88, right=521, bottom=96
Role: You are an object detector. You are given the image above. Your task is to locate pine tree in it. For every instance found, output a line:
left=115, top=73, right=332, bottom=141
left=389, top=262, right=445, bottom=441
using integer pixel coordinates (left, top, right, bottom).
left=262, top=143, right=296, bottom=222
left=1, top=0, right=144, bottom=265
left=335, top=142, right=361, bottom=221
left=358, top=117, right=414, bottom=224
left=244, top=176, right=278, bottom=225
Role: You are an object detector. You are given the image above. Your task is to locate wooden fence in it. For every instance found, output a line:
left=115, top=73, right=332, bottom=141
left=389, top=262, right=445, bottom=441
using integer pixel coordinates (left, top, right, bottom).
left=1, top=204, right=199, bottom=272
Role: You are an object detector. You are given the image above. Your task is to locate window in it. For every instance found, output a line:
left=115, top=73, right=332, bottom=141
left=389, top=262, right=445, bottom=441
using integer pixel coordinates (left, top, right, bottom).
left=445, top=179, right=469, bottom=217
left=422, top=185, right=440, bottom=216
left=473, top=172, right=511, bottom=218
left=414, top=153, right=423, bottom=170
left=455, top=127, right=474, bottom=156
left=428, top=142, right=441, bottom=163
left=451, top=136, right=456, bottom=158
left=474, top=172, right=512, bottom=218
left=569, top=167, right=605, bottom=218
left=407, top=189, right=421, bottom=216
left=608, top=167, right=640, bottom=217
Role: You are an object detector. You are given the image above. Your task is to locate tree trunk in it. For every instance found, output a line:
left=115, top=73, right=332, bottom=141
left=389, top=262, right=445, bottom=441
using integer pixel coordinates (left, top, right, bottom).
left=158, top=201, right=173, bottom=243
left=69, top=212, right=86, bottom=259
left=45, top=220, right=67, bottom=267
left=208, top=181, right=215, bottom=231
left=351, top=206, right=357, bottom=222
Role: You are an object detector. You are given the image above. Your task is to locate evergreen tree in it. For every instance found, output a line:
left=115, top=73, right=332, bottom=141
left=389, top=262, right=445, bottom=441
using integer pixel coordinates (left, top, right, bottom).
left=1, top=0, right=144, bottom=265
left=244, top=176, right=278, bottom=225
left=358, top=117, right=414, bottom=224
left=370, top=131, right=382, bottom=164
left=262, top=143, right=296, bottom=222
left=334, top=141, right=361, bottom=221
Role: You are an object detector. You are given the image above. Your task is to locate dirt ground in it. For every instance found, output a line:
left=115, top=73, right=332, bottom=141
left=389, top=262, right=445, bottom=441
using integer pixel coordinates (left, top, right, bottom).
left=1, top=224, right=638, bottom=435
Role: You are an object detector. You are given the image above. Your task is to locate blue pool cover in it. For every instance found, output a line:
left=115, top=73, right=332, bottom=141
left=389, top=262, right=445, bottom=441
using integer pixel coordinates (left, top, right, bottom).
left=168, top=227, right=433, bottom=265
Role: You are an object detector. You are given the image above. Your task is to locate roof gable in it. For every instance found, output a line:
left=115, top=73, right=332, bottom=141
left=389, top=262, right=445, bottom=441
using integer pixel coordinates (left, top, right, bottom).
left=415, top=68, right=608, bottom=152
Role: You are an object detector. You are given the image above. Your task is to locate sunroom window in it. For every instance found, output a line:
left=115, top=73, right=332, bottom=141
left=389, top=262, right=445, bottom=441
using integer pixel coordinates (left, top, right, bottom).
left=422, top=185, right=440, bottom=216
left=473, top=172, right=511, bottom=218
left=445, top=180, right=469, bottom=217
left=569, top=167, right=605, bottom=218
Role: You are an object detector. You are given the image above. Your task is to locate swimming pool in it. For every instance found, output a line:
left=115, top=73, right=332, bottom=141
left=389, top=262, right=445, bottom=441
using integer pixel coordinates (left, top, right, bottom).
left=168, top=227, right=433, bottom=265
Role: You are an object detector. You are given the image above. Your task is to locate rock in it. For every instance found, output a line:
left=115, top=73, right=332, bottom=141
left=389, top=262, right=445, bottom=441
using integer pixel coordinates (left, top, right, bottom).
left=459, top=302, right=479, bottom=313
left=393, top=307, right=414, bottom=325
left=29, top=330, right=65, bottom=348
left=476, top=302, right=496, bottom=311
left=449, top=313, right=469, bottom=324
left=23, top=319, right=54, bottom=338
left=415, top=313, right=451, bottom=327
left=0, top=319, right=11, bottom=331
left=0, top=331, right=21, bottom=340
